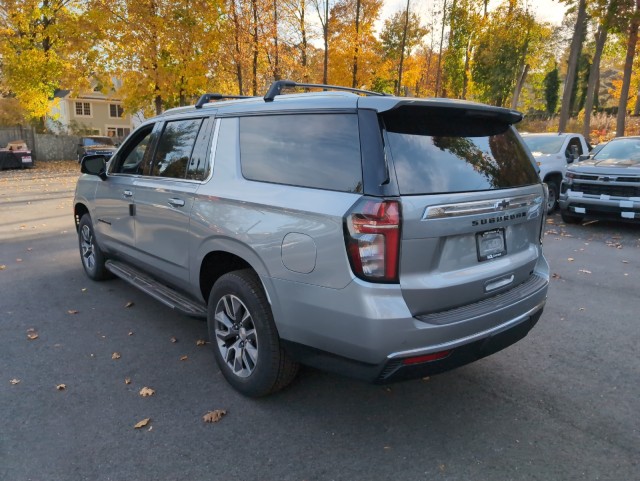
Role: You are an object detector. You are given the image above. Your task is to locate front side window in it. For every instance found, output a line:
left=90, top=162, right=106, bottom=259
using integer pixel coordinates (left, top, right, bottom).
left=111, top=125, right=155, bottom=175
left=239, top=113, right=362, bottom=192
left=566, top=137, right=584, bottom=158
left=151, top=118, right=203, bottom=178
left=384, top=106, right=539, bottom=195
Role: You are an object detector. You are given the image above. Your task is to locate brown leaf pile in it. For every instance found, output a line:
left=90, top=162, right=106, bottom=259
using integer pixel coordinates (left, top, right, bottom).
left=203, top=410, right=226, bottom=423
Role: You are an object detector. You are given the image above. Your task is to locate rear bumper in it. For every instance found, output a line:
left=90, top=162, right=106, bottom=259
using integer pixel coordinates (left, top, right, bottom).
left=267, top=260, right=548, bottom=381
left=282, top=302, right=544, bottom=383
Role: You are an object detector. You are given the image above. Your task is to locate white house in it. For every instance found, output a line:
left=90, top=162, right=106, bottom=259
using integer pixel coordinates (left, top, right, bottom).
left=48, top=89, right=135, bottom=140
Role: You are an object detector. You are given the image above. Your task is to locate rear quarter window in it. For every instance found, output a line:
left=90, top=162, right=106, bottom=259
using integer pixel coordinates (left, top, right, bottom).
left=239, top=113, right=363, bottom=193
left=383, top=107, right=539, bottom=195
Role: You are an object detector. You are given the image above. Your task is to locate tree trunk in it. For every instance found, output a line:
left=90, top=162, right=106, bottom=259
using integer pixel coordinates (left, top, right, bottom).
left=435, top=0, right=448, bottom=97
left=583, top=23, right=608, bottom=139
left=558, top=0, right=587, bottom=132
left=352, top=0, right=361, bottom=88
left=323, top=0, right=329, bottom=84
left=616, top=0, right=640, bottom=136
left=231, top=0, right=244, bottom=95
left=397, top=0, right=410, bottom=96
left=462, top=37, right=471, bottom=99
left=274, top=0, right=280, bottom=80
left=511, top=64, right=529, bottom=110
left=251, top=0, right=259, bottom=95
left=301, top=0, right=309, bottom=83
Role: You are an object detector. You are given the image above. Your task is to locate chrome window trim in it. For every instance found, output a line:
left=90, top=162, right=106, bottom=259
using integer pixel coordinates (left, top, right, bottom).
left=423, top=193, right=543, bottom=220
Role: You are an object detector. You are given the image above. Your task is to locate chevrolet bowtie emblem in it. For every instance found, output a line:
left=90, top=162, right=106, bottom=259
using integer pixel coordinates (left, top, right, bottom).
left=495, top=199, right=510, bottom=210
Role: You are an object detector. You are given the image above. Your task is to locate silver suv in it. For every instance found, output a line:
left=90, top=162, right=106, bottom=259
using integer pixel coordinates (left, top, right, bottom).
left=74, top=81, right=549, bottom=397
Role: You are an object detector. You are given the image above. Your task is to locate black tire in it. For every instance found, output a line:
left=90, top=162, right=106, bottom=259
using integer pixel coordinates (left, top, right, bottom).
left=207, top=269, right=299, bottom=397
left=560, top=211, right=582, bottom=225
left=545, top=180, right=559, bottom=214
left=78, top=214, right=112, bottom=280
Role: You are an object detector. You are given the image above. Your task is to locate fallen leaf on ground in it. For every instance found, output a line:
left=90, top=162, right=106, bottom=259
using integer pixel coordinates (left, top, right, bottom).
left=578, top=269, right=592, bottom=274
left=180, top=355, right=188, bottom=361
left=139, top=387, right=155, bottom=397
left=56, top=384, right=66, bottom=390
left=567, top=258, right=574, bottom=262
left=67, top=310, right=79, bottom=315
left=203, top=410, right=226, bottom=423
left=124, top=301, right=134, bottom=308
left=579, top=307, right=585, bottom=311
left=112, top=352, right=121, bottom=360
left=551, top=273, right=561, bottom=279
left=583, top=220, right=598, bottom=226
left=196, top=339, right=206, bottom=346
left=134, top=418, right=150, bottom=429
left=128, top=331, right=134, bottom=336
left=124, top=377, right=132, bottom=385
left=26, top=329, right=38, bottom=340
left=170, top=336, right=178, bottom=343
left=10, top=379, right=20, bottom=385
left=81, top=288, right=87, bottom=292
left=622, top=260, right=629, bottom=264
left=16, top=258, right=22, bottom=262
left=0, top=265, right=6, bottom=270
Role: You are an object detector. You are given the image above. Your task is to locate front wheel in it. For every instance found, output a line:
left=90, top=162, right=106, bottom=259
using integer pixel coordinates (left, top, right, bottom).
left=78, top=214, right=112, bottom=280
left=560, top=211, right=583, bottom=225
left=208, top=269, right=299, bottom=397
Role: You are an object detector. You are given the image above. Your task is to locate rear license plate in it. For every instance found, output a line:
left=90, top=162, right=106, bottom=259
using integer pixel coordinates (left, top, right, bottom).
left=21, top=156, right=32, bottom=163
left=476, top=228, right=506, bottom=261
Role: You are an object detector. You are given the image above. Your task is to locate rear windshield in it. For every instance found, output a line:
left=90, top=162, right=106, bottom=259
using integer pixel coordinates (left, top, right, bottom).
left=522, top=135, right=564, bottom=154
left=383, top=107, right=539, bottom=195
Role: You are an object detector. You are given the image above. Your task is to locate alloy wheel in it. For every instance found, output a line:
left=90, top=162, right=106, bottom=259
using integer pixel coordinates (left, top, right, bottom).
left=214, top=294, right=258, bottom=378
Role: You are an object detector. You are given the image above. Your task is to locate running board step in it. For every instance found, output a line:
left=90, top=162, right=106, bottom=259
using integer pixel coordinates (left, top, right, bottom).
left=105, top=260, right=207, bottom=318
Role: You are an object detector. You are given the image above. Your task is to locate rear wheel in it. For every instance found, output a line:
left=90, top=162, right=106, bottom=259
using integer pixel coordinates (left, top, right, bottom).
left=545, top=180, right=559, bottom=214
left=207, top=269, right=299, bottom=397
left=78, top=214, right=112, bottom=280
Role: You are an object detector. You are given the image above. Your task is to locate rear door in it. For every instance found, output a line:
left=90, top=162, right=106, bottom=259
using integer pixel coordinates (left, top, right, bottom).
left=382, top=105, right=545, bottom=315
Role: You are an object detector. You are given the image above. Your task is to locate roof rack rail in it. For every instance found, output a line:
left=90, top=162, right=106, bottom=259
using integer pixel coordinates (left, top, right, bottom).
left=195, top=93, right=255, bottom=109
left=263, top=80, right=388, bottom=102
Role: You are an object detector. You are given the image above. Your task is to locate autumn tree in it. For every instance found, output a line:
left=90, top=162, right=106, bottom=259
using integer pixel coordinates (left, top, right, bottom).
left=616, top=0, right=640, bottom=136
left=0, top=0, right=93, bottom=127
left=558, top=0, right=588, bottom=132
left=92, top=0, right=224, bottom=115
left=327, top=0, right=383, bottom=89
left=471, top=0, right=540, bottom=107
left=380, top=8, right=427, bottom=96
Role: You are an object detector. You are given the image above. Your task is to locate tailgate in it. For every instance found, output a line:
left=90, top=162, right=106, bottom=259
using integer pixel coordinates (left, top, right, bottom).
left=381, top=104, right=545, bottom=315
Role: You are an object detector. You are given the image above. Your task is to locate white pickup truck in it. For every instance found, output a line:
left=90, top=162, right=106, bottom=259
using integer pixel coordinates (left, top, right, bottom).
left=521, top=133, right=591, bottom=213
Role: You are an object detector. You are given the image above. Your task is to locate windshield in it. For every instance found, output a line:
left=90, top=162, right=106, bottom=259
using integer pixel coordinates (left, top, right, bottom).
left=84, top=137, right=114, bottom=146
left=593, top=138, right=640, bottom=164
left=383, top=107, right=539, bottom=195
left=522, top=135, right=564, bottom=154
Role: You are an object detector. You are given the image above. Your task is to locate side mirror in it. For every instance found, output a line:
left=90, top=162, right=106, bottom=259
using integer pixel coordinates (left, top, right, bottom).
left=81, top=154, right=107, bottom=180
left=578, top=154, right=589, bottom=161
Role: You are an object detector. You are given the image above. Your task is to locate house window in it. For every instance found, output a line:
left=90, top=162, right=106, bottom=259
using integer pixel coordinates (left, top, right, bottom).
left=109, top=104, right=124, bottom=118
left=75, top=102, right=91, bottom=117
left=107, top=127, right=131, bottom=138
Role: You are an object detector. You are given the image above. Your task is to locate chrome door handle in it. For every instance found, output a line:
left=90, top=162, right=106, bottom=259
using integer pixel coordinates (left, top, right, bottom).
left=123, top=190, right=133, bottom=198
left=168, top=198, right=185, bottom=207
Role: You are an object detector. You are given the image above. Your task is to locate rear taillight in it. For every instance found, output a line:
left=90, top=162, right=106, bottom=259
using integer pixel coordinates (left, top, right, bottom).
left=344, top=198, right=401, bottom=283
left=540, top=183, right=549, bottom=243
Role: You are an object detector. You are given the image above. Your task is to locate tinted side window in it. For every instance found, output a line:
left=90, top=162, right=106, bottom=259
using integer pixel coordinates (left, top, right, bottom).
left=186, top=117, right=213, bottom=181
left=383, top=106, right=539, bottom=195
left=110, top=125, right=155, bottom=175
left=152, top=118, right=203, bottom=178
left=240, top=114, right=362, bottom=193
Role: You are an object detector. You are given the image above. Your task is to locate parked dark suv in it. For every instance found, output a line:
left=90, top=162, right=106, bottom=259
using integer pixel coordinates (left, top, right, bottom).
left=77, top=136, right=117, bottom=163
left=74, top=81, right=549, bottom=397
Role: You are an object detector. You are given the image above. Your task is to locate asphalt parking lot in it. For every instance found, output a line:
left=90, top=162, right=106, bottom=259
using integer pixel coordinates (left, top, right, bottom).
left=1, top=162, right=638, bottom=481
